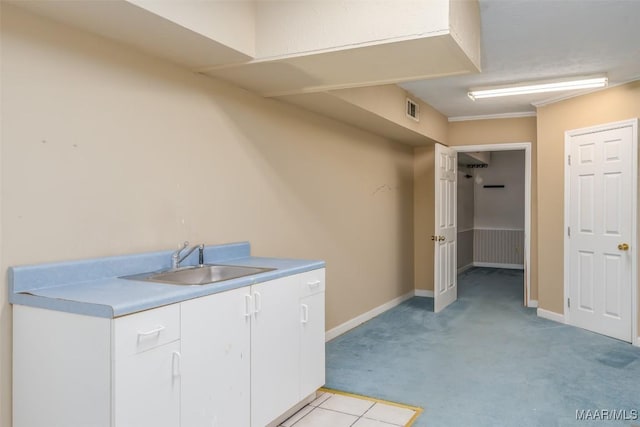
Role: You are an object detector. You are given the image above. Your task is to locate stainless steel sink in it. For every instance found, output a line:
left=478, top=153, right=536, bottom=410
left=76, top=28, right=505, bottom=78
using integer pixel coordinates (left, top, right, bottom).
left=122, top=264, right=275, bottom=286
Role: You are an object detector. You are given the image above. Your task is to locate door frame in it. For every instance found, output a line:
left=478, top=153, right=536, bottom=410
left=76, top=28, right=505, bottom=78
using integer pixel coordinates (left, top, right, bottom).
left=563, top=118, right=639, bottom=346
left=453, top=142, right=533, bottom=307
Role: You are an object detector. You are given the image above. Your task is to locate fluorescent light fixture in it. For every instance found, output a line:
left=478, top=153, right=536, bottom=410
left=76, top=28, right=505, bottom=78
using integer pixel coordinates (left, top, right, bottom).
left=467, top=77, right=608, bottom=100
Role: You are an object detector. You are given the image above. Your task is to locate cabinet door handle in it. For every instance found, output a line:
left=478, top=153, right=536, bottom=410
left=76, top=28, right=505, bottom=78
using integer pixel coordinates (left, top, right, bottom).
left=307, top=280, right=321, bottom=290
left=244, top=294, right=253, bottom=317
left=137, top=325, right=165, bottom=338
left=301, top=304, right=309, bottom=324
left=253, top=291, right=262, bottom=314
left=172, top=351, right=181, bottom=378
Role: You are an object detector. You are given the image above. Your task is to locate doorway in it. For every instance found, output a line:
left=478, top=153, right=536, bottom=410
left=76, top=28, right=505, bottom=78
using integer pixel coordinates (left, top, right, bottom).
left=453, top=143, right=533, bottom=307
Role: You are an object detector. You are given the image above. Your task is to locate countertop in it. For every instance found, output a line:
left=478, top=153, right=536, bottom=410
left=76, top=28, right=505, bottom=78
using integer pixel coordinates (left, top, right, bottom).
left=9, top=242, right=325, bottom=318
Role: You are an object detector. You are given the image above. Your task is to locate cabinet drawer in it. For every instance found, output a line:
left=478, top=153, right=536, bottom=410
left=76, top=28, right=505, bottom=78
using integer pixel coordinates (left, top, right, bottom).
left=298, top=269, right=325, bottom=297
left=114, top=304, right=180, bottom=356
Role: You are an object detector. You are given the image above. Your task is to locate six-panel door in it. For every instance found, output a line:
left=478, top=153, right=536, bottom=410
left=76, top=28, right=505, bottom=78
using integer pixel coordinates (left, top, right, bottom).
left=568, top=125, right=633, bottom=342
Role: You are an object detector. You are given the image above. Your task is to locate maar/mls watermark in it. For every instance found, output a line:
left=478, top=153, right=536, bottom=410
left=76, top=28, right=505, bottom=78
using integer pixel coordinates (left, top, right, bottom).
left=576, top=409, right=638, bottom=421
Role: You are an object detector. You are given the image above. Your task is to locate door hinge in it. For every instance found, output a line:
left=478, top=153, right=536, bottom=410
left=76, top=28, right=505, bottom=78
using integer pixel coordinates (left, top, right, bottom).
left=567, top=298, right=570, bottom=308
left=567, top=155, right=571, bottom=165
left=567, top=226, right=571, bottom=237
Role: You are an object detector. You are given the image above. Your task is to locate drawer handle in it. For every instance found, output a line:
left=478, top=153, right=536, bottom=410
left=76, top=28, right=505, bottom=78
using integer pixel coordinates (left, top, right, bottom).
left=308, top=280, right=321, bottom=289
left=137, top=325, right=165, bottom=338
left=301, top=304, right=309, bottom=324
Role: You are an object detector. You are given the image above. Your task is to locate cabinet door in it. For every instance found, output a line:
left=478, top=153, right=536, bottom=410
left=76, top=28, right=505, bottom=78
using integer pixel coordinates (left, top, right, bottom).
left=113, top=340, right=181, bottom=427
left=300, top=291, right=325, bottom=396
left=113, top=305, right=181, bottom=427
left=251, top=276, right=301, bottom=427
left=181, top=287, right=251, bottom=427
left=13, top=306, right=112, bottom=427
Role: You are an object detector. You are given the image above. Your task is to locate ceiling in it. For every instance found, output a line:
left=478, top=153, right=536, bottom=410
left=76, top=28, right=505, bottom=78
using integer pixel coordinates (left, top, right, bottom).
left=399, top=0, right=640, bottom=120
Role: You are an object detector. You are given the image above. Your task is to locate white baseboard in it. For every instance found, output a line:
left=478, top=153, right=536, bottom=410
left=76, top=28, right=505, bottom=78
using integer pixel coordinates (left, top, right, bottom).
left=325, top=291, right=414, bottom=342
left=527, top=299, right=538, bottom=308
left=457, top=264, right=474, bottom=274
left=473, top=262, right=524, bottom=270
left=414, top=289, right=434, bottom=297
left=635, top=336, right=640, bottom=348
left=537, top=308, right=565, bottom=324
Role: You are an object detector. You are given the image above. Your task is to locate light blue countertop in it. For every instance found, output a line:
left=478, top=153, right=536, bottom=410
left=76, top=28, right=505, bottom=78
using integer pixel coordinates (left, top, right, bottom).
left=9, top=242, right=325, bottom=318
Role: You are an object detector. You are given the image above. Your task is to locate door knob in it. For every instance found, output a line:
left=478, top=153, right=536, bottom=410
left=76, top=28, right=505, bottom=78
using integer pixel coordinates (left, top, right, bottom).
left=438, top=236, right=446, bottom=242
left=618, top=243, right=629, bottom=251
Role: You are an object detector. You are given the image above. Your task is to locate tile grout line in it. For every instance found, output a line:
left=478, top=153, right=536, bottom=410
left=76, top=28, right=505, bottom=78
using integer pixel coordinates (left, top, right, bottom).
left=360, top=403, right=404, bottom=427
left=282, top=390, right=420, bottom=427
left=318, top=402, right=375, bottom=418
left=284, top=390, right=330, bottom=425
left=351, top=400, right=377, bottom=425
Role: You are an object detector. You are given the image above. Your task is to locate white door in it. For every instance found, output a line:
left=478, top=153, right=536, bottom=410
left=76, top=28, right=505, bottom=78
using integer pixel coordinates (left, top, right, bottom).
left=567, top=123, right=635, bottom=342
left=181, top=287, right=251, bottom=427
left=300, top=292, right=325, bottom=394
left=300, top=280, right=325, bottom=395
left=434, top=143, right=458, bottom=312
left=251, top=276, right=300, bottom=427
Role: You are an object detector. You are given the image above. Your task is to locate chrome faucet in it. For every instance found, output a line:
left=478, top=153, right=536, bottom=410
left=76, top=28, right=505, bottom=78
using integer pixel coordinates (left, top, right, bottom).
left=171, top=241, right=204, bottom=269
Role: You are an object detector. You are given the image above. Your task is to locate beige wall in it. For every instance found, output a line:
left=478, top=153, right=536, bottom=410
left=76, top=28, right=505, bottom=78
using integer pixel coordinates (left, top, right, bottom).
left=536, top=81, right=640, bottom=319
left=414, top=145, right=435, bottom=291
left=448, top=116, right=537, bottom=145
left=331, top=85, right=449, bottom=145
left=0, top=6, right=415, bottom=424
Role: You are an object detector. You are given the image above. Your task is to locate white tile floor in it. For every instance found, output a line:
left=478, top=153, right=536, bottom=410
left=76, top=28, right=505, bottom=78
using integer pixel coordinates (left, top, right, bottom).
left=280, top=390, right=420, bottom=427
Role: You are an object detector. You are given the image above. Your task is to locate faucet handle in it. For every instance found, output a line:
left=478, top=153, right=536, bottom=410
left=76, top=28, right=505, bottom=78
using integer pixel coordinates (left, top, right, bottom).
left=172, top=241, right=192, bottom=269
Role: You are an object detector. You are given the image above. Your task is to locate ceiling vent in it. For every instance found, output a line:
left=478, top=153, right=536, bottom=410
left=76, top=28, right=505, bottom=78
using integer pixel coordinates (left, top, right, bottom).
left=406, top=98, right=419, bottom=122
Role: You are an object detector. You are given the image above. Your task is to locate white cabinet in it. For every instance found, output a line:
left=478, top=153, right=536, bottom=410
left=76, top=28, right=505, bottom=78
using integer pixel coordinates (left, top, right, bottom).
left=113, top=304, right=181, bottom=427
left=251, top=269, right=326, bottom=427
left=181, top=286, right=251, bottom=427
left=13, top=306, right=112, bottom=427
left=181, top=268, right=326, bottom=427
left=13, top=268, right=325, bottom=427
left=299, top=270, right=326, bottom=395
left=13, top=303, right=181, bottom=427
left=251, top=275, right=301, bottom=427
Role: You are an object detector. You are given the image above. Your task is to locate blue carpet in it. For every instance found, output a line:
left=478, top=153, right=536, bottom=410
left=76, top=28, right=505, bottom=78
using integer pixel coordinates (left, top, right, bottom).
left=326, top=268, right=640, bottom=427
